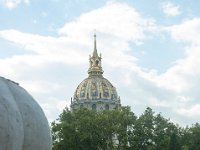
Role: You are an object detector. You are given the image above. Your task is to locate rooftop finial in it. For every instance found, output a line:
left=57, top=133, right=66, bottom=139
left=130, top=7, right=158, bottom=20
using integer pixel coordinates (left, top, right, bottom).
left=93, top=31, right=98, bottom=57
left=88, top=32, right=103, bottom=76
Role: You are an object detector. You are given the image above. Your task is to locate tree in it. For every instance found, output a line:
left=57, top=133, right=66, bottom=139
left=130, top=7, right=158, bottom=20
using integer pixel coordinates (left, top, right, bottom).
left=128, top=108, right=179, bottom=150
left=51, top=106, right=136, bottom=150
left=168, top=132, right=181, bottom=150
left=154, top=114, right=178, bottom=150
left=188, top=123, right=200, bottom=150
left=179, top=126, right=190, bottom=150
left=179, top=123, right=200, bottom=150
left=52, top=106, right=200, bottom=150
left=130, top=107, right=155, bottom=150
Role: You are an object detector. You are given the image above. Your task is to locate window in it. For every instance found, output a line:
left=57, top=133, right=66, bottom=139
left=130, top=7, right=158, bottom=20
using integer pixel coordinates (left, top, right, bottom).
left=92, top=104, right=96, bottom=110
left=103, top=92, right=109, bottom=97
left=95, top=60, right=99, bottom=66
left=105, top=104, right=109, bottom=110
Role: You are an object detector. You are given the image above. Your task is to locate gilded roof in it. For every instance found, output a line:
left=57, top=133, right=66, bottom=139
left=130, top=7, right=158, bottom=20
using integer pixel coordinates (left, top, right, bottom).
left=73, top=76, right=118, bottom=101
left=72, top=34, right=120, bottom=104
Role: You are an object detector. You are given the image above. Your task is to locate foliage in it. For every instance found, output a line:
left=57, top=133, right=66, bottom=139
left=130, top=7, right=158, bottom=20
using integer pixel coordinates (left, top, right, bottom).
left=168, top=132, right=181, bottom=150
left=180, top=123, right=200, bottom=150
left=51, top=107, right=200, bottom=150
left=51, top=106, right=136, bottom=150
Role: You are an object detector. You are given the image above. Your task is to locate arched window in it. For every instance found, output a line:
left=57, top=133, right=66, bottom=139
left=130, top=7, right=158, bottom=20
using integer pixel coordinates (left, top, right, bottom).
left=95, top=60, right=99, bottom=66
left=92, top=104, right=96, bottom=110
left=105, top=104, right=109, bottom=110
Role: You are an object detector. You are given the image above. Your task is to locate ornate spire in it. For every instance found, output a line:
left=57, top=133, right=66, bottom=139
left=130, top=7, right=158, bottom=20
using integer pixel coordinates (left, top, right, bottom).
left=93, top=33, right=98, bottom=57
left=88, top=34, right=103, bottom=76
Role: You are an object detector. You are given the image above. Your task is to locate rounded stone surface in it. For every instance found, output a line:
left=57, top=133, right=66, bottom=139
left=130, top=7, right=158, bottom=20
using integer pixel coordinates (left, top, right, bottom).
left=0, top=77, right=52, bottom=150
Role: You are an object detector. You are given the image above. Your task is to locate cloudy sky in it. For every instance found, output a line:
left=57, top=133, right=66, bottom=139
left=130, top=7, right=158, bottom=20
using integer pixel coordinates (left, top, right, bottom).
left=1, top=0, right=200, bottom=126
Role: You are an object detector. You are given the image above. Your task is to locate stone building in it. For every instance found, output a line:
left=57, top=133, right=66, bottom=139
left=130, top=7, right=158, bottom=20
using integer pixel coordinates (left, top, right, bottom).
left=70, top=34, right=121, bottom=111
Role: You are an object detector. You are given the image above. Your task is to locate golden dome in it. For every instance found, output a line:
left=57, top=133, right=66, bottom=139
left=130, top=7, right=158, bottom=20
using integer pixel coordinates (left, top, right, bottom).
left=71, top=34, right=120, bottom=110
left=73, top=76, right=119, bottom=102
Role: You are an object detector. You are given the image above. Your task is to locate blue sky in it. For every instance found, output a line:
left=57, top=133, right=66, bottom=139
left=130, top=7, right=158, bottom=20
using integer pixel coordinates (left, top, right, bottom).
left=1, top=0, right=200, bottom=126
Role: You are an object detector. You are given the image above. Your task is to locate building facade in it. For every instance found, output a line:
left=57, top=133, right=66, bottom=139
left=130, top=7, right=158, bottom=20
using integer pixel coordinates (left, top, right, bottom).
left=70, top=34, right=121, bottom=111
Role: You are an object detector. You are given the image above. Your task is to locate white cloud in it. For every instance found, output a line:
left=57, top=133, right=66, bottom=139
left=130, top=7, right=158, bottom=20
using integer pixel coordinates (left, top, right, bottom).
left=20, top=80, right=63, bottom=94
left=59, top=2, right=156, bottom=42
left=0, top=1, right=200, bottom=126
left=0, top=2, right=155, bottom=75
left=41, top=97, right=69, bottom=123
left=167, top=18, right=200, bottom=44
left=0, top=29, right=88, bottom=66
left=144, top=18, right=200, bottom=123
left=0, top=2, right=156, bottom=123
left=177, top=104, right=200, bottom=118
left=159, top=18, right=200, bottom=93
left=162, top=2, right=181, bottom=17
left=2, top=0, right=30, bottom=9
left=104, top=17, right=200, bottom=125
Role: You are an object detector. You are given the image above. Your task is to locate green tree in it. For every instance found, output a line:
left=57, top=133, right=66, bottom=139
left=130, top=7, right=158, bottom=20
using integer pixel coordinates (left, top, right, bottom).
left=51, top=107, right=98, bottom=150
left=52, top=106, right=198, bottom=150
left=128, top=107, right=178, bottom=150
left=51, top=106, right=136, bottom=150
left=188, top=123, right=200, bottom=150
left=179, top=126, right=190, bottom=150
left=168, top=132, right=181, bottom=150
left=179, top=123, right=200, bottom=150
left=154, top=114, right=178, bottom=150
left=129, top=107, right=155, bottom=150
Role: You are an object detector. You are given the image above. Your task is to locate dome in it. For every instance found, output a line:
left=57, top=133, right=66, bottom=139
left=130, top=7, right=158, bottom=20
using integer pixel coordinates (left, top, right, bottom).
left=71, top=34, right=121, bottom=111
left=0, top=77, right=52, bottom=150
left=74, top=76, right=118, bottom=102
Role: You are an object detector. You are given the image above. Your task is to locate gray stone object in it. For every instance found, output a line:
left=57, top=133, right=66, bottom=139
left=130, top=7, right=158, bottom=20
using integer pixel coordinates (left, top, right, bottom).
left=0, top=77, right=52, bottom=150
